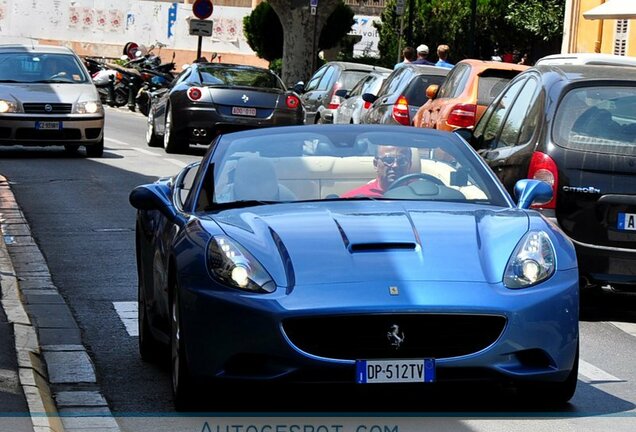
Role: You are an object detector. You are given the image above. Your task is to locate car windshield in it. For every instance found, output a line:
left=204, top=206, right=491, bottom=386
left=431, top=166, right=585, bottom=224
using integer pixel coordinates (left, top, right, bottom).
left=197, top=65, right=285, bottom=90
left=196, top=127, right=509, bottom=210
left=0, top=52, right=88, bottom=83
left=553, top=86, right=636, bottom=156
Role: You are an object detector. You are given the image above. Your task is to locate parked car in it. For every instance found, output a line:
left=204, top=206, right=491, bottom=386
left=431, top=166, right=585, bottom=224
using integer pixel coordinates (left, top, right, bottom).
left=333, top=69, right=391, bottom=124
left=457, top=64, right=636, bottom=294
left=130, top=124, right=579, bottom=410
left=360, top=64, right=449, bottom=126
left=0, top=44, right=105, bottom=157
left=297, top=61, right=390, bottom=124
left=414, top=59, right=528, bottom=131
left=535, top=52, right=636, bottom=67
left=146, top=62, right=304, bottom=154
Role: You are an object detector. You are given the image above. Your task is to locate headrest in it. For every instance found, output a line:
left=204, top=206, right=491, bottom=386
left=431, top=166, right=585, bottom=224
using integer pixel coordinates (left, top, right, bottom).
left=233, top=157, right=279, bottom=201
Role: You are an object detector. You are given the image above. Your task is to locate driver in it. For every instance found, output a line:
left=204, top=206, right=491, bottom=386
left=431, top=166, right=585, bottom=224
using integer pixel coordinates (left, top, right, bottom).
left=41, top=57, right=67, bottom=79
left=341, top=145, right=412, bottom=198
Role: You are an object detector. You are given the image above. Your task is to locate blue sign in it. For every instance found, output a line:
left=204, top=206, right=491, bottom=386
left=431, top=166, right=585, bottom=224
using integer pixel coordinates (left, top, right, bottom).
left=193, top=0, right=214, bottom=20
left=167, top=3, right=178, bottom=38
left=310, top=0, right=318, bottom=7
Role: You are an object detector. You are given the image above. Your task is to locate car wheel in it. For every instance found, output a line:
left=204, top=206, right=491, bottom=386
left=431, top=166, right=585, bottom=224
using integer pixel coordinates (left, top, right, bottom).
left=146, top=110, right=161, bottom=147
left=171, top=286, right=196, bottom=411
left=64, top=144, right=80, bottom=154
left=138, top=279, right=163, bottom=362
left=163, top=106, right=186, bottom=154
left=85, top=138, right=104, bottom=158
left=516, top=342, right=579, bottom=406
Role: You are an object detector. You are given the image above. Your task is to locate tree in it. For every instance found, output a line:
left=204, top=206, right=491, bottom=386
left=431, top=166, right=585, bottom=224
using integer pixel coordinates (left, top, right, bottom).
left=244, top=1, right=354, bottom=85
left=375, top=0, right=564, bottom=65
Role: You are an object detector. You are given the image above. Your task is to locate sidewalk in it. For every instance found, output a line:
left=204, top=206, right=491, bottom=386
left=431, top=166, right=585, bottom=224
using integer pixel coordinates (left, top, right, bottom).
left=0, top=176, right=116, bottom=432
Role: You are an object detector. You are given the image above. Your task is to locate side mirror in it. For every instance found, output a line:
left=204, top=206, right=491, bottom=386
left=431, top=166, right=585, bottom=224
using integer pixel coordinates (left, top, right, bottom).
left=514, top=179, right=553, bottom=209
left=361, top=93, right=378, bottom=104
left=293, top=81, right=305, bottom=94
left=335, top=89, right=349, bottom=98
left=426, top=84, right=439, bottom=100
left=129, top=183, right=186, bottom=225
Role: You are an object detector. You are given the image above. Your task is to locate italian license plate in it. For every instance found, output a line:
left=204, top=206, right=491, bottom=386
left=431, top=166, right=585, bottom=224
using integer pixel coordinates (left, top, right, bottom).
left=617, top=212, right=636, bottom=231
left=36, top=121, right=61, bottom=130
left=356, top=359, right=435, bottom=384
left=231, top=106, right=256, bottom=117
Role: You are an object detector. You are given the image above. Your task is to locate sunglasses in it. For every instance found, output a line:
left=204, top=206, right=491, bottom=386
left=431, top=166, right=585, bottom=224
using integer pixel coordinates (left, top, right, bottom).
left=377, top=155, right=410, bottom=167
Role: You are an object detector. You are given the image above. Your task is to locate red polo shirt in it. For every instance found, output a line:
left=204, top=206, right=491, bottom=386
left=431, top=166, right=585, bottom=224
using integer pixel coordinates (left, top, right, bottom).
left=341, top=179, right=384, bottom=198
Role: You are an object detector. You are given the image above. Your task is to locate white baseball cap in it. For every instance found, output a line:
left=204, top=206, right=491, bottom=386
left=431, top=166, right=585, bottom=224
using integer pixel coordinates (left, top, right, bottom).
left=416, top=44, right=429, bottom=54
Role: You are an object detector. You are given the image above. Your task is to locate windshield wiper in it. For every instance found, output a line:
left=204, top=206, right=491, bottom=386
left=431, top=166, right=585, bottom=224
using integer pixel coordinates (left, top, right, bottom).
left=30, top=79, right=74, bottom=84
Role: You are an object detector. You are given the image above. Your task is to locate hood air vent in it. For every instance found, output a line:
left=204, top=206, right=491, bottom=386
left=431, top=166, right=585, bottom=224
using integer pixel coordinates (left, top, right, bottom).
left=349, top=242, right=416, bottom=252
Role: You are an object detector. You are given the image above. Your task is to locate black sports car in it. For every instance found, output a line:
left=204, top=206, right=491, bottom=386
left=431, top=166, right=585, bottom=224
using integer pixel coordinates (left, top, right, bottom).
left=145, top=62, right=305, bottom=153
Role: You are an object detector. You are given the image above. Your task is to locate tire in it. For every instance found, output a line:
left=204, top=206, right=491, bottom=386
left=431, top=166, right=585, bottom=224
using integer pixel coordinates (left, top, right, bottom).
left=170, top=286, right=196, bottom=411
left=163, top=106, right=186, bottom=154
left=146, top=110, right=161, bottom=147
left=516, top=342, right=579, bottom=406
left=138, top=278, right=163, bottom=362
left=64, top=144, right=80, bottom=154
left=85, top=138, right=104, bottom=158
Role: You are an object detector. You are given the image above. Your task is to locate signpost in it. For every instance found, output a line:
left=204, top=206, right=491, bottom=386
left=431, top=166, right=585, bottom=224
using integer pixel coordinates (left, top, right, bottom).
left=191, top=0, right=214, bottom=60
left=395, top=0, right=405, bottom=64
left=310, top=0, right=318, bottom=72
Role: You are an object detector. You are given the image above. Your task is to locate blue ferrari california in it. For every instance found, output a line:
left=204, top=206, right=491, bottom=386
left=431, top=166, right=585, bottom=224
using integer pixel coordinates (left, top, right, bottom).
left=130, top=124, right=579, bottom=410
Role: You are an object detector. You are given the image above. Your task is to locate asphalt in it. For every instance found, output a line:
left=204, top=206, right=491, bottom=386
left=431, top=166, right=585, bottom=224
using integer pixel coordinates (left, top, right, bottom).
left=0, top=175, right=117, bottom=432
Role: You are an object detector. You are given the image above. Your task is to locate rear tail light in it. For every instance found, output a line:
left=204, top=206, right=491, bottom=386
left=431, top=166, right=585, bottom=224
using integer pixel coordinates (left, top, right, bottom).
left=391, top=95, right=410, bottom=126
left=527, top=151, right=559, bottom=209
left=286, top=95, right=300, bottom=109
left=187, top=87, right=203, bottom=101
left=327, top=82, right=342, bottom=110
left=363, top=100, right=372, bottom=110
left=141, top=72, right=152, bottom=81
left=447, top=103, right=477, bottom=129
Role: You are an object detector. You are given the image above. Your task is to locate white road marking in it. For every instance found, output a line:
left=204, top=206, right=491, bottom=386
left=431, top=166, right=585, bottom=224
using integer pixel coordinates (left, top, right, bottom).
left=579, top=359, right=622, bottom=383
left=165, top=158, right=188, bottom=168
left=131, top=147, right=162, bottom=157
left=104, top=137, right=132, bottom=147
left=113, top=301, right=138, bottom=337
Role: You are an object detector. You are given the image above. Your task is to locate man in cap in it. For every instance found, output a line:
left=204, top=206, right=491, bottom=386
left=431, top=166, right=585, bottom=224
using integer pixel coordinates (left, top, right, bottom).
left=412, top=44, right=434, bottom=65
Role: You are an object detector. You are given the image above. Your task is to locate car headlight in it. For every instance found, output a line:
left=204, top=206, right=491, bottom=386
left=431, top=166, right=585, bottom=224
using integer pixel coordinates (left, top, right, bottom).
left=207, top=235, right=276, bottom=293
left=0, top=99, right=19, bottom=113
left=74, top=100, right=103, bottom=114
left=503, top=230, right=556, bottom=289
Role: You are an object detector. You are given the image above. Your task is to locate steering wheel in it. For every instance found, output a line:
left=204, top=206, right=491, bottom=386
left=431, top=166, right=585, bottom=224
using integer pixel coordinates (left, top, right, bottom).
left=49, top=72, right=71, bottom=81
left=387, top=173, right=444, bottom=191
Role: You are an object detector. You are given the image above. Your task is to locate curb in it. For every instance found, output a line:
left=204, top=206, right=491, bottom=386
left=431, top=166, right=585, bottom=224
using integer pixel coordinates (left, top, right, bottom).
left=0, top=177, right=62, bottom=432
left=0, top=176, right=121, bottom=432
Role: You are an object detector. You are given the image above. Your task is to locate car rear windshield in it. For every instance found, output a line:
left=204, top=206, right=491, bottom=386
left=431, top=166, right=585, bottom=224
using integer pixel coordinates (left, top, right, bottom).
left=553, top=86, right=636, bottom=156
left=404, top=74, right=447, bottom=106
left=340, top=71, right=371, bottom=90
left=0, top=52, right=88, bottom=83
left=476, top=70, right=520, bottom=106
left=198, top=66, right=284, bottom=90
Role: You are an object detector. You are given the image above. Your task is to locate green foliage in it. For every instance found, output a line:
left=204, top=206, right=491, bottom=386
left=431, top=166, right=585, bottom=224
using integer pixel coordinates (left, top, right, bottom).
left=244, top=1, right=355, bottom=62
left=376, top=0, right=564, bottom=65
left=243, top=2, right=283, bottom=61
left=269, top=58, right=283, bottom=77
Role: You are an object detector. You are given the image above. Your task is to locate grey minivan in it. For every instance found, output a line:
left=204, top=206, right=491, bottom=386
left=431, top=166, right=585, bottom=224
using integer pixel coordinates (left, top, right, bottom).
left=0, top=44, right=105, bottom=157
left=297, top=61, right=389, bottom=124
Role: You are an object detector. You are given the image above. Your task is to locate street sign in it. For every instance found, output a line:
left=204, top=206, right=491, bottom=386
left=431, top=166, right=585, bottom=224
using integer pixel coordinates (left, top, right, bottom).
left=395, top=0, right=405, bottom=16
left=192, top=0, right=214, bottom=20
left=310, top=0, right=318, bottom=7
left=311, top=6, right=317, bottom=15
left=189, top=19, right=213, bottom=37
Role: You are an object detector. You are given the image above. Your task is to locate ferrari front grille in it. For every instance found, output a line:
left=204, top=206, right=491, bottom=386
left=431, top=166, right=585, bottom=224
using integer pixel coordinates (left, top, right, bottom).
left=282, top=313, right=506, bottom=360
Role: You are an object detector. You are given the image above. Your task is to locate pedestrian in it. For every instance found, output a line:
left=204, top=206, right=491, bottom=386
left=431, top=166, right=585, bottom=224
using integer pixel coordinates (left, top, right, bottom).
left=411, top=44, right=434, bottom=65
left=518, top=52, right=530, bottom=65
left=435, top=44, right=454, bottom=69
left=394, top=46, right=416, bottom=70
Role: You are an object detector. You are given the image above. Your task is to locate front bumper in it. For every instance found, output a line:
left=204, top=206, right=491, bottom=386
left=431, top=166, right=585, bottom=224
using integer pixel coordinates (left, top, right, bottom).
left=180, top=269, right=579, bottom=386
left=0, top=114, right=104, bottom=146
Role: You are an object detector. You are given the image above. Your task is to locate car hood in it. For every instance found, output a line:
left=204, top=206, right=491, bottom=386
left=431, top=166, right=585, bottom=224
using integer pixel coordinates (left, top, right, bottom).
left=208, top=202, right=529, bottom=286
left=0, top=83, right=99, bottom=103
